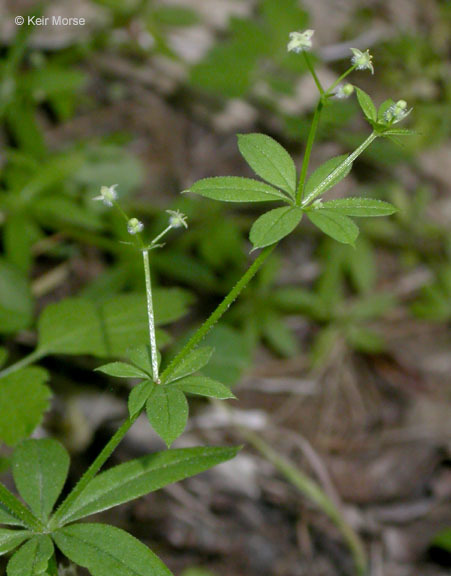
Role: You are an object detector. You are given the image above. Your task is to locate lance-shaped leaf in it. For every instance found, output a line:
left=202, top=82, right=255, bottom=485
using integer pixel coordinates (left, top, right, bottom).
left=146, top=387, right=188, bottom=447
left=174, top=375, right=236, bottom=399
left=7, top=535, right=54, bottom=576
left=12, top=439, right=70, bottom=522
left=57, top=446, right=239, bottom=525
left=303, top=155, right=353, bottom=205
left=95, top=362, right=149, bottom=379
left=163, top=347, right=213, bottom=384
left=128, top=380, right=154, bottom=418
left=0, top=368, right=51, bottom=446
left=237, top=133, right=297, bottom=198
left=187, top=177, right=288, bottom=203
left=53, top=523, right=173, bottom=576
left=0, top=529, right=31, bottom=556
left=307, top=209, right=359, bottom=245
left=250, top=206, right=303, bottom=249
left=127, top=344, right=158, bottom=377
left=320, top=198, right=397, bottom=217
left=0, top=505, right=23, bottom=527
left=37, top=290, right=191, bottom=358
left=355, top=87, right=377, bottom=122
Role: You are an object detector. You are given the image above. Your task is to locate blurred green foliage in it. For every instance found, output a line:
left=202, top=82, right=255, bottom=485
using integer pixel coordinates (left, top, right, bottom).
left=0, top=0, right=449, bottom=448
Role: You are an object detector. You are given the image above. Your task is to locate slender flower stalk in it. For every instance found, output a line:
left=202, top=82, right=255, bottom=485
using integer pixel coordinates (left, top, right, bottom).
left=142, top=249, right=160, bottom=383
left=326, top=65, right=357, bottom=96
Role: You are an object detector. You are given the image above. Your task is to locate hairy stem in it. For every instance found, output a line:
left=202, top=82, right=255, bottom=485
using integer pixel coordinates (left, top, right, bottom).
left=50, top=245, right=274, bottom=527
left=49, top=415, right=138, bottom=529
left=160, top=245, right=275, bottom=382
left=302, top=131, right=378, bottom=206
left=142, top=249, right=160, bottom=383
left=0, top=483, right=43, bottom=531
left=296, top=99, right=323, bottom=204
left=242, top=429, right=367, bottom=576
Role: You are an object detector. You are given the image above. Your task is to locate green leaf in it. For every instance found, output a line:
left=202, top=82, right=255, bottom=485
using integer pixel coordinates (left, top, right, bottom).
left=355, top=87, right=377, bottom=122
left=249, top=207, right=303, bottom=249
left=128, top=381, right=154, bottom=418
left=37, top=292, right=191, bottom=358
left=12, top=439, right=70, bottom=522
left=237, top=133, right=297, bottom=197
left=0, top=259, right=33, bottom=334
left=0, top=368, right=51, bottom=446
left=37, top=299, right=104, bottom=356
left=0, top=347, right=8, bottom=369
left=202, top=325, right=252, bottom=385
left=146, top=386, right=188, bottom=447
left=262, top=312, right=299, bottom=357
left=303, top=155, right=353, bottom=205
left=346, top=326, right=385, bottom=354
left=95, top=362, right=149, bottom=379
left=380, top=128, right=416, bottom=136
left=53, top=523, right=173, bottom=576
left=320, top=198, right=397, bottom=217
left=187, top=177, right=288, bottom=203
left=58, top=446, right=238, bottom=525
left=0, top=529, right=31, bottom=556
left=175, top=376, right=235, bottom=399
left=127, top=344, right=157, bottom=377
left=164, top=347, right=213, bottom=384
left=0, top=504, right=23, bottom=527
left=307, top=209, right=359, bottom=245
left=377, top=99, right=395, bottom=123
left=432, top=528, right=451, bottom=552
left=7, top=535, right=54, bottom=576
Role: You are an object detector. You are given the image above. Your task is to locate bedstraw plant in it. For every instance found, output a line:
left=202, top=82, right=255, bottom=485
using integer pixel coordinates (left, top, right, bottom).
left=0, top=30, right=411, bottom=576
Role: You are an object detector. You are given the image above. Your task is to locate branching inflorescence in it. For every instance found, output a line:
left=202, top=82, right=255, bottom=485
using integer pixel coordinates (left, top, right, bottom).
left=0, top=29, right=412, bottom=576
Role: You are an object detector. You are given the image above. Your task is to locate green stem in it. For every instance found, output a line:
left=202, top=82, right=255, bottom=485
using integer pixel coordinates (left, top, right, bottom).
left=0, top=349, right=45, bottom=379
left=160, top=245, right=275, bottom=382
left=50, top=244, right=275, bottom=528
left=302, top=131, right=378, bottom=207
left=242, top=429, right=367, bottom=576
left=49, top=415, right=138, bottom=529
left=304, top=52, right=324, bottom=95
left=296, top=99, right=324, bottom=204
left=142, top=249, right=159, bottom=383
left=326, top=64, right=357, bottom=96
left=0, top=483, right=44, bottom=531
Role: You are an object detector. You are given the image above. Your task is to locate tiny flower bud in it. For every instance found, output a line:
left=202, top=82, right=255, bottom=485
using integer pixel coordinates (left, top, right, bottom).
left=287, top=30, right=314, bottom=53
left=334, top=83, right=355, bottom=99
left=127, top=217, right=144, bottom=235
left=93, top=184, right=118, bottom=207
left=166, top=209, right=188, bottom=229
left=312, top=199, right=323, bottom=209
left=350, top=48, right=374, bottom=74
left=384, top=99, right=412, bottom=124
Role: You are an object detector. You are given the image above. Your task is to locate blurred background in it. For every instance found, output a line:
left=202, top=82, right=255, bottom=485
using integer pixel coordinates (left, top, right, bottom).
left=0, top=0, right=450, bottom=575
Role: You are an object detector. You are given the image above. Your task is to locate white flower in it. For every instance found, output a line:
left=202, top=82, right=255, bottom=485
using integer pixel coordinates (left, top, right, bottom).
left=350, top=48, right=374, bottom=74
left=93, top=184, right=118, bottom=207
left=334, top=83, right=354, bottom=99
left=127, top=217, right=144, bottom=235
left=166, top=209, right=188, bottom=229
left=287, top=30, right=314, bottom=53
left=384, top=100, right=412, bottom=124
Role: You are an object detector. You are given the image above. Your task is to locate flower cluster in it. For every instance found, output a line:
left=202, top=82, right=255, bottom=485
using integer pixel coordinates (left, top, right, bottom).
left=384, top=100, right=412, bottom=124
left=350, top=48, right=374, bottom=74
left=93, top=184, right=118, bottom=207
left=334, top=83, right=355, bottom=99
left=287, top=29, right=314, bottom=53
